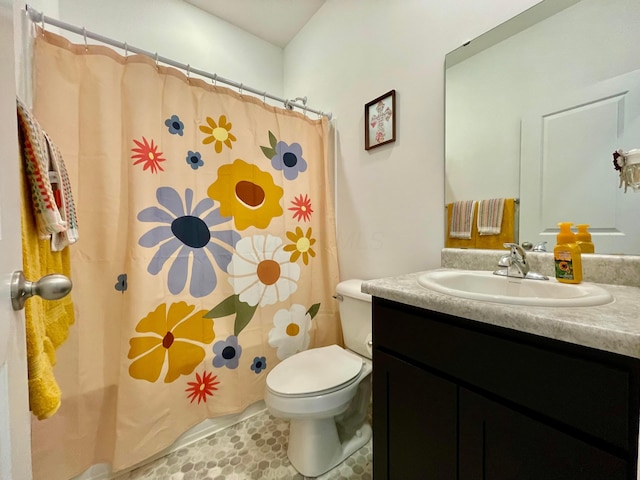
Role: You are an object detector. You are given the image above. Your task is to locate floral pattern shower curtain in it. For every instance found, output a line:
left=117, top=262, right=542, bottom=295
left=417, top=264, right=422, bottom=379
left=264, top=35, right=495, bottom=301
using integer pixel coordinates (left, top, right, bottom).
left=29, top=30, right=340, bottom=478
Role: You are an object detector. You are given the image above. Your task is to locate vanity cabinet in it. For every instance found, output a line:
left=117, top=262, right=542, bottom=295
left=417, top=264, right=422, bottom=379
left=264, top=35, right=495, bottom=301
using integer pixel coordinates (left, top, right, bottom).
left=372, top=297, right=640, bottom=480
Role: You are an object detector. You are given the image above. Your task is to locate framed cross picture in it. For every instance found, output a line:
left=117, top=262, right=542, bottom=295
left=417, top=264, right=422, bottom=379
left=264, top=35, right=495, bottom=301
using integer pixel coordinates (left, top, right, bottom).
left=365, top=90, right=396, bottom=150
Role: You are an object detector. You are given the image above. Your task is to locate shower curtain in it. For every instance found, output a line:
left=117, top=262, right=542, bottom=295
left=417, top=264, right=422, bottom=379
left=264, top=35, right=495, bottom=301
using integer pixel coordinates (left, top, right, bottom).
left=29, top=30, right=340, bottom=479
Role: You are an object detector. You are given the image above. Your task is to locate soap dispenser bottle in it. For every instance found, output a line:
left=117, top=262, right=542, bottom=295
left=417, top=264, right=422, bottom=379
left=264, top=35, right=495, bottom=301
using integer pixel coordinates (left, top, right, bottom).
left=554, top=222, right=583, bottom=284
left=576, top=224, right=595, bottom=254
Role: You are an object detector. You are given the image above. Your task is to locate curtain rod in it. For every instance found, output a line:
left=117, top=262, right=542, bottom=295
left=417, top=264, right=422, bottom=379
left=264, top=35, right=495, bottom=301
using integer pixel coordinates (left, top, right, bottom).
left=25, top=5, right=332, bottom=120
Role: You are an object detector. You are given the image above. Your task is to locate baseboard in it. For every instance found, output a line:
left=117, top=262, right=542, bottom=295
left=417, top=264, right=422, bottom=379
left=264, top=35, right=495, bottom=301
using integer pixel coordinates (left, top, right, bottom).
left=73, top=401, right=267, bottom=480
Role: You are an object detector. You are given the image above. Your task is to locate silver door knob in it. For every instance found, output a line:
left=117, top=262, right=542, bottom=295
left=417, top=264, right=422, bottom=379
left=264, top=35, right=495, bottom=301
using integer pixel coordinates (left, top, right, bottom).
left=11, top=270, right=72, bottom=311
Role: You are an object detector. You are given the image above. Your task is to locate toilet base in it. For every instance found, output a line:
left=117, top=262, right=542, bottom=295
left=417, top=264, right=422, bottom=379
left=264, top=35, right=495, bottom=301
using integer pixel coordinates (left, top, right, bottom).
left=287, top=418, right=372, bottom=478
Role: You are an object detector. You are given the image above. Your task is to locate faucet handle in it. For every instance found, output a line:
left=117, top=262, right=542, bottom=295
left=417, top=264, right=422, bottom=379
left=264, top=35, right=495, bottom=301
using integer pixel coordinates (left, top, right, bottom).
left=532, top=241, right=548, bottom=252
left=503, top=242, right=525, bottom=257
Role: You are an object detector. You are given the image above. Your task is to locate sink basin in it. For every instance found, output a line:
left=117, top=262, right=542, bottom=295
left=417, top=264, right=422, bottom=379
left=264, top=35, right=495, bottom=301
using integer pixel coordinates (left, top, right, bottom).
left=417, top=270, right=613, bottom=307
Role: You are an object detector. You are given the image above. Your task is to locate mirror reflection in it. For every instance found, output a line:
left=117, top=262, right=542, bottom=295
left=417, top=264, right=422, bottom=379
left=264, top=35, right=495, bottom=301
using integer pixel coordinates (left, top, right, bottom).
left=445, top=0, right=640, bottom=254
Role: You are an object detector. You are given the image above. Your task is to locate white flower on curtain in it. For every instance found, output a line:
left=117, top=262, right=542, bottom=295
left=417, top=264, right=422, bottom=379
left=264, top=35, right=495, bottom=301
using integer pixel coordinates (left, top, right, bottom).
left=138, top=186, right=240, bottom=297
left=268, top=304, right=312, bottom=360
left=227, top=234, right=300, bottom=307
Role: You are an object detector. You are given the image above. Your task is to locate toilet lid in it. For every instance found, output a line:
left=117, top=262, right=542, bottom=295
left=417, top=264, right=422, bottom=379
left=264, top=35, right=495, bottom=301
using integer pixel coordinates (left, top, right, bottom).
left=267, top=345, right=363, bottom=395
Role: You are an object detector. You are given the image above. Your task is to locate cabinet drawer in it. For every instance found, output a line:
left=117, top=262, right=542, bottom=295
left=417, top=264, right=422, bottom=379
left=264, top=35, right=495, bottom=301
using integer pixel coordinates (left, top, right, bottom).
left=373, top=298, right=637, bottom=452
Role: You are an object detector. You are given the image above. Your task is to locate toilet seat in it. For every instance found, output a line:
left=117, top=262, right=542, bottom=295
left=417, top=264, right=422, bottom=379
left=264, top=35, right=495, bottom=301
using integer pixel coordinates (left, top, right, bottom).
left=267, top=345, right=363, bottom=397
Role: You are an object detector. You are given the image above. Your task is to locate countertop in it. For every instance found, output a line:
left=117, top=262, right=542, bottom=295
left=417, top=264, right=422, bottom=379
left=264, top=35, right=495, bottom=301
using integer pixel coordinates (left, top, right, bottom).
left=362, top=269, right=640, bottom=359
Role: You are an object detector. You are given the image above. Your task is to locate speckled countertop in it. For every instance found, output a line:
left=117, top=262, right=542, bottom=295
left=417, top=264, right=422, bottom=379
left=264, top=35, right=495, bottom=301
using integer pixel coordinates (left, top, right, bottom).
left=362, top=249, right=640, bottom=359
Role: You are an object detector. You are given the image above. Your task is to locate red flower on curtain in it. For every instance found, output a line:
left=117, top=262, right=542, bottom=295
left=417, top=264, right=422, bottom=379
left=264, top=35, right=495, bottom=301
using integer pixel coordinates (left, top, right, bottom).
left=288, top=194, right=313, bottom=222
left=131, top=137, right=166, bottom=173
left=185, top=370, right=220, bottom=404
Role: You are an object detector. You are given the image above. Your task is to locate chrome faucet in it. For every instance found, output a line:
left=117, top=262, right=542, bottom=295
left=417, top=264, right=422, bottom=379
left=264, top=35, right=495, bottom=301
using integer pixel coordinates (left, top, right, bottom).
left=494, top=242, right=548, bottom=280
left=502, top=242, right=529, bottom=278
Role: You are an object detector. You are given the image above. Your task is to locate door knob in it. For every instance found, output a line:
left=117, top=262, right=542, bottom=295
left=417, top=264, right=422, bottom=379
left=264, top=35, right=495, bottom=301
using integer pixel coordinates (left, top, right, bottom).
left=10, top=270, right=72, bottom=311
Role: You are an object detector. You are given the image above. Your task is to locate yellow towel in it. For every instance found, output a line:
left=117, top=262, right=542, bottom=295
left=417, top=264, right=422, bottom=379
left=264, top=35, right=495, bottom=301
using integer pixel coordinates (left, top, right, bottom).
left=19, top=130, right=75, bottom=421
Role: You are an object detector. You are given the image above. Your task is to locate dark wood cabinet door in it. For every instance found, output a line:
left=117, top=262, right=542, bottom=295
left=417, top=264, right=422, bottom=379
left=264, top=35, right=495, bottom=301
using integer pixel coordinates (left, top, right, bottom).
left=373, top=350, right=457, bottom=480
left=459, top=388, right=628, bottom=480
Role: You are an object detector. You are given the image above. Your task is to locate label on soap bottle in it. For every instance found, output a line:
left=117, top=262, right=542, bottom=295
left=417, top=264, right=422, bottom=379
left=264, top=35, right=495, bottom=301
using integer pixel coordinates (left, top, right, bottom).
left=555, top=251, right=574, bottom=280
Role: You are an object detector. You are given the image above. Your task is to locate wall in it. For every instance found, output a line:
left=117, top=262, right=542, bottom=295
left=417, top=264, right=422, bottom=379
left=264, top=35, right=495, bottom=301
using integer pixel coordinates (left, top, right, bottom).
left=26, top=0, right=284, bottom=97
left=284, top=0, right=541, bottom=280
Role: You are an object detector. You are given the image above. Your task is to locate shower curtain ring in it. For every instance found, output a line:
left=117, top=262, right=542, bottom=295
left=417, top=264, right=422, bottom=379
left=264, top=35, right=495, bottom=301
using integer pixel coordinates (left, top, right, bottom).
left=154, top=52, right=159, bottom=69
left=40, top=15, right=45, bottom=35
left=263, top=91, right=267, bottom=104
left=123, top=42, right=128, bottom=59
left=186, top=64, right=190, bottom=80
left=211, top=73, right=217, bottom=87
left=304, top=104, right=308, bottom=116
left=239, top=83, right=243, bottom=95
left=82, top=27, right=88, bottom=52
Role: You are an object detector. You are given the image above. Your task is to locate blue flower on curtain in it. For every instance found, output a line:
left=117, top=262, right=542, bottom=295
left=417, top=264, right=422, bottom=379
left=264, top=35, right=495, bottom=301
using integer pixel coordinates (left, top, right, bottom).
left=114, top=273, right=127, bottom=293
left=212, top=335, right=242, bottom=369
left=137, top=186, right=241, bottom=297
left=272, top=141, right=307, bottom=180
left=165, top=114, right=184, bottom=136
left=185, top=151, right=204, bottom=170
left=260, top=131, right=307, bottom=180
left=250, top=356, right=267, bottom=374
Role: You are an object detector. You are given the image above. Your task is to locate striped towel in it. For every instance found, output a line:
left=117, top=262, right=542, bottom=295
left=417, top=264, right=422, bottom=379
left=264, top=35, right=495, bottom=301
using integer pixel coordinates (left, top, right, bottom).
left=449, top=200, right=477, bottom=239
left=43, top=131, right=79, bottom=251
left=17, top=98, right=78, bottom=250
left=477, top=198, right=505, bottom=236
left=17, top=98, right=66, bottom=238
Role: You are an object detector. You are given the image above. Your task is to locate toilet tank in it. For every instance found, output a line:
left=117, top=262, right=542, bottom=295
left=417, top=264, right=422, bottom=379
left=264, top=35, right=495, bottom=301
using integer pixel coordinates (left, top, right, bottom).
left=336, top=279, right=372, bottom=360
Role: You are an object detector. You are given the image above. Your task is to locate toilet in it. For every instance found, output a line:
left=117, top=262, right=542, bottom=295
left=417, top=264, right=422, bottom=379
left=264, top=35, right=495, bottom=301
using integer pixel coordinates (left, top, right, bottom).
left=264, top=279, right=373, bottom=477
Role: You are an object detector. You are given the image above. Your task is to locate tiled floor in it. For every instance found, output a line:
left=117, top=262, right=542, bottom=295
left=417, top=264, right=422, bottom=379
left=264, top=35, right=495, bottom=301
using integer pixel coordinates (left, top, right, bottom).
left=116, top=410, right=373, bottom=480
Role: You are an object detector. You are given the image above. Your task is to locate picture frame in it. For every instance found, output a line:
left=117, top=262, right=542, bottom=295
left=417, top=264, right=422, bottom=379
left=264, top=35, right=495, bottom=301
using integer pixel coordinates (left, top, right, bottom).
left=364, top=89, right=396, bottom=150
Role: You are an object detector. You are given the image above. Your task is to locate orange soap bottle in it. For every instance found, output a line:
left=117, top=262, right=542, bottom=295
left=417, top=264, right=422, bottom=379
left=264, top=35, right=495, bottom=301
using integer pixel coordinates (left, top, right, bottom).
left=576, top=224, right=595, bottom=253
left=554, top=222, right=583, bottom=284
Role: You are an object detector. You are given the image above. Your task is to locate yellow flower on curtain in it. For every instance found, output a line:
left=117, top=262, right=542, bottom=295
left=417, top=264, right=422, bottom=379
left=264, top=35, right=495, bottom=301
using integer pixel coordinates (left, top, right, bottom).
left=284, top=227, right=316, bottom=265
left=128, top=302, right=214, bottom=383
left=207, top=159, right=283, bottom=230
left=199, top=115, right=236, bottom=153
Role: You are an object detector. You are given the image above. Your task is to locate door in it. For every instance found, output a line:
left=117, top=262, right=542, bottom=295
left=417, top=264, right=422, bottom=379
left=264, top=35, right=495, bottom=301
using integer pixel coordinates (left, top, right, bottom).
left=459, top=388, right=627, bottom=480
left=0, top=1, right=32, bottom=479
left=520, top=69, right=640, bottom=254
left=373, top=350, right=457, bottom=480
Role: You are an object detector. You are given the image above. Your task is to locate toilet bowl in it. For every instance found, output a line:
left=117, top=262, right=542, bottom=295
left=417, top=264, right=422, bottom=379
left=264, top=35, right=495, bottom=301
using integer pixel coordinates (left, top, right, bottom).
left=264, top=280, right=372, bottom=478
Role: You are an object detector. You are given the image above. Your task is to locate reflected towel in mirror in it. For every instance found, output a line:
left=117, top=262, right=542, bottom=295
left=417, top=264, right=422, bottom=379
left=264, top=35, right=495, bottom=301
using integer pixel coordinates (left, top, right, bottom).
left=449, top=200, right=477, bottom=239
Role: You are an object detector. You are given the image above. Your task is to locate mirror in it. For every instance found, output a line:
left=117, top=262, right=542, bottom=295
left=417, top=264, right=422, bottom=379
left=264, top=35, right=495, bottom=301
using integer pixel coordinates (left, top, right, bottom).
left=445, top=0, right=640, bottom=254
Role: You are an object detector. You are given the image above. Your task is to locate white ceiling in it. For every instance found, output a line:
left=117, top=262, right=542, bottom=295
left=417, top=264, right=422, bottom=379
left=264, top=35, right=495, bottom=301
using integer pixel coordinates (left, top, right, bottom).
left=184, top=0, right=327, bottom=48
